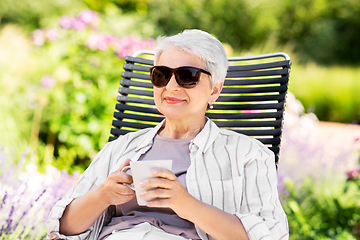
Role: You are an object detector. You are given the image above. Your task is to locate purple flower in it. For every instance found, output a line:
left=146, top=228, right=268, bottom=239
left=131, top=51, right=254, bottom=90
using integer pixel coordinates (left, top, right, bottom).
left=0, top=192, right=7, bottom=209
left=0, top=148, right=79, bottom=238
left=59, top=15, right=75, bottom=29
left=40, top=75, right=56, bottom=89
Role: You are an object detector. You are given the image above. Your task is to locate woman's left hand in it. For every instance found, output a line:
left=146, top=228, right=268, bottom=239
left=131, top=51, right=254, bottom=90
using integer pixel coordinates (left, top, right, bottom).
left=139, top=169, right=194, bottom=218
left=139, top=168, right=249, bottom=240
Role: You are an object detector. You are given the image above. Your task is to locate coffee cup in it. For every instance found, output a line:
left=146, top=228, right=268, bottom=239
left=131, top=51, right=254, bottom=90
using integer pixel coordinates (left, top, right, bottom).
left=121, top=160, right=172, bottom=206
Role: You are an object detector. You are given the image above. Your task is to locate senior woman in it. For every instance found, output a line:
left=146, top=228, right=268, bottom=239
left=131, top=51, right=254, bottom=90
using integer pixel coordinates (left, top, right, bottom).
left=47, top=29, right=289, bottom=240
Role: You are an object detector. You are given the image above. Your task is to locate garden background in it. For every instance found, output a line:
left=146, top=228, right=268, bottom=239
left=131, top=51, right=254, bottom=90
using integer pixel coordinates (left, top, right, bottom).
left=1, top=0, right=360, bottom=239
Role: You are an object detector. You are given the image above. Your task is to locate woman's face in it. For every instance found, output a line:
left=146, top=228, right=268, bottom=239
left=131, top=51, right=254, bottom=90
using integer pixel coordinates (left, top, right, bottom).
left=153, top=49, right=222, bottom=122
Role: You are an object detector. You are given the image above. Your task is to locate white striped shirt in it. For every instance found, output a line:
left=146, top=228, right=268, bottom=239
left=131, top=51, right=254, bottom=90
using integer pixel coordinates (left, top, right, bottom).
left=47, top=119, right=289, bottom=240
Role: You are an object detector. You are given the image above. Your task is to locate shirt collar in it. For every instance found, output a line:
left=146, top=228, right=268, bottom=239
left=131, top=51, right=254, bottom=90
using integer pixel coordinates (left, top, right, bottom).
left=135, top=117, right=220, bottom=153
left=191, top=117, right=220, bottom=153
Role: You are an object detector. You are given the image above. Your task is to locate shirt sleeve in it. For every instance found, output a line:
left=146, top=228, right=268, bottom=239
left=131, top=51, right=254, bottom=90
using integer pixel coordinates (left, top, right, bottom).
left=235, top=139, right=289, bottom=240
left=46, top=140, right=119, bottom=240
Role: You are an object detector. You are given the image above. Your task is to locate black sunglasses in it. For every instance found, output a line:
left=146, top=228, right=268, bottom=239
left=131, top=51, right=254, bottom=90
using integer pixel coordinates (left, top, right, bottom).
left=150, top=66, right=211, bottom=89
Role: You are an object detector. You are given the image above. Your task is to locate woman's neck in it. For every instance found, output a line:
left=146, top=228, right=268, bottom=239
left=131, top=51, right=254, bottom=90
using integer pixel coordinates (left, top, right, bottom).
left=158, top=117, right=207, bottom=139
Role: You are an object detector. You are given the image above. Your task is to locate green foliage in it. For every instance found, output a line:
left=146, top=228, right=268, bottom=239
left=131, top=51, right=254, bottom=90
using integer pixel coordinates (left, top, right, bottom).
left=288, top=63, right=360, bottom=123
left=278, top=0, right=360, bottom=65
left=0, top=10, right=155, bottom=173
left=84, top=0, right=360, bottom=65
left=0, top=0, right=85, bottom=32
left=2, top=0, right=360, bottom=65
left=84, top=0, right=150, bottom=14
left=145, top=0, right=276, bottom=50
left=282, top=176, right=360, bottom=239
left=32, top=26, right=156, bottom=172
left=28, top=29, right=123, bottom=173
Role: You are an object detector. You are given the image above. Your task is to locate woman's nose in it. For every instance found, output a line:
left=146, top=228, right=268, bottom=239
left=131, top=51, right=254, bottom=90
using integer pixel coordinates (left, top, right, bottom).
left=165, top=74, right=181, bottom=90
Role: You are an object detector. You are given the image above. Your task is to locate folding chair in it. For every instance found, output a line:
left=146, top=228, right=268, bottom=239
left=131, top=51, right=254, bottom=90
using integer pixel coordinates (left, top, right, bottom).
left=109, top=51, right=291, bottom=166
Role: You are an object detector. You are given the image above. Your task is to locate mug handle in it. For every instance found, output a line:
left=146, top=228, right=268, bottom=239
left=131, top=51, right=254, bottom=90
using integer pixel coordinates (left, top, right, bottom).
left=121, top=166, right=135, bottom=190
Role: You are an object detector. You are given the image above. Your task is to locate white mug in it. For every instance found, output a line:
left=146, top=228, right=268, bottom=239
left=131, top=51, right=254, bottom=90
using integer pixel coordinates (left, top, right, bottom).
left=121, top=160, right=172, bottom=206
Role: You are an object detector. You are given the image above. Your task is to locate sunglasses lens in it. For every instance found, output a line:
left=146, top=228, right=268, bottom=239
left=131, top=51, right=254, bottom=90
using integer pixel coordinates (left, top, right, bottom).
left=150, top=66, right=204, bottom=88
left=176, top=67, right=200, bottom=88
left=151, top=66, right=171, bottom=87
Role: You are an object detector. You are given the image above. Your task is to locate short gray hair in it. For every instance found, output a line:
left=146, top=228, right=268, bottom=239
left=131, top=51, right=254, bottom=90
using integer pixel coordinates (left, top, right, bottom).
left=154, top=29, right=228, bottom=85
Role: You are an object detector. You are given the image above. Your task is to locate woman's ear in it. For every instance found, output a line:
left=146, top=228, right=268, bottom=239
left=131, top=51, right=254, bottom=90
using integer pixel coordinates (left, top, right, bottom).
left=209, top=82, right=223, bottom=104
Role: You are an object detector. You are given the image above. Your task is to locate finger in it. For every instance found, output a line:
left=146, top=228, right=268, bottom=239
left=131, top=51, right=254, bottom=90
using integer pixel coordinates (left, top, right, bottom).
left=113, top=171, right=133, bottom=184
left=109, top=170, right=133, bottom=184
left=151, top=168, right=177, bottom=181
left=140, top=177, right=172, bottom=189
left=116, top=158, right=132, bottom=172
left=140, top=188, right=170, bottom=200
left=145, top=198, right=169, bottom=208
left=115, top=183, right=135, bottom=195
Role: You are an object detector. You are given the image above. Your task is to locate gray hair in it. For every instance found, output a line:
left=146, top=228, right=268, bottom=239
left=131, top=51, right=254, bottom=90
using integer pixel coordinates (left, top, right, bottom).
left=154, top=29, right=228, bottom=85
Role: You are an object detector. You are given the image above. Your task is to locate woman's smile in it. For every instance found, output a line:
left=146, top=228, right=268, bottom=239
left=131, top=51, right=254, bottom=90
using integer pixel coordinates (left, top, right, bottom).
left=163, top=96, right=186, bottom=104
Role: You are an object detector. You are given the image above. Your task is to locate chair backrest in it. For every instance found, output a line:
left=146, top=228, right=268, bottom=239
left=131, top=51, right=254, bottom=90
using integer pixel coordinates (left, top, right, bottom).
left=109, top=51, right=291, bottom=166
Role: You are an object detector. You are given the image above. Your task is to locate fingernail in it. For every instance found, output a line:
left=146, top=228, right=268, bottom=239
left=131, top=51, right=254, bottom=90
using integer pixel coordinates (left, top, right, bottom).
left=140, top=181, right=145, bottom=187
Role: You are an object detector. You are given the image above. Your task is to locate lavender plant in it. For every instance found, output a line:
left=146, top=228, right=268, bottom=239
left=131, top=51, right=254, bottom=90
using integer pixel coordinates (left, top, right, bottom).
left=0, top=147, right=78, bottom=239
left=278, top=92, right=360, bottom=193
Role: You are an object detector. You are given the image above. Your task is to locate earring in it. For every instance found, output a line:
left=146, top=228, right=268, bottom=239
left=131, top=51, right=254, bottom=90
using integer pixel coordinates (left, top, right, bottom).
left=209, top=104, right=214, bottom=109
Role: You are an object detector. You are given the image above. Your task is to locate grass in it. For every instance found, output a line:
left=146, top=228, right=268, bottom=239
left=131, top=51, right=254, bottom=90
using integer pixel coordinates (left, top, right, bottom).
left=289, top=63, right=360, bottom=123
left=236, top=39, right=360, bottom=123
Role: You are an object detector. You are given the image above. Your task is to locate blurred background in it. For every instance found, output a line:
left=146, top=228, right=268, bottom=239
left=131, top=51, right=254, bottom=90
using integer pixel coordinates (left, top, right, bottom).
left=0, top=0, right=359, bottom=239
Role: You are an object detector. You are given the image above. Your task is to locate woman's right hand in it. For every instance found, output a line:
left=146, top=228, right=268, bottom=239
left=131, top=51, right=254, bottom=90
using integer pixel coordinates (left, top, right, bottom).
left=99, top=158, right=135, bottom=206
left=60, top=159, right=135, bottom=236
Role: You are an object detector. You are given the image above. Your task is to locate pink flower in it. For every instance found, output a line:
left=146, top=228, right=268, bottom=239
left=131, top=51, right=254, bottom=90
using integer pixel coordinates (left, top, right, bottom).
left=31, top=29, right=45, bottom=46
left=77, top=10, right=98, bottom=25
left=116, top=47, right=133, bottom=59
left=103, top=34, right=115, bottom=45
left=71, top=19, right=87, bottom=30
left=113, top=36, right=155, bottom=58
left=142, top=38, right=156, bottom=49
left=59, top=16, right=75, bottom=29
left=45, top=28, right=58, bottom=41
left=117, top=36, right=135, bottom=47
left=346, top=169, right=360, bottom=180
left=41, top=75, right=56, bottom=89
left=86, top=34, right=101, bottom=50
left=86, top=34, right=110, bottom=51
left=97, top=38, right=108, bottom=51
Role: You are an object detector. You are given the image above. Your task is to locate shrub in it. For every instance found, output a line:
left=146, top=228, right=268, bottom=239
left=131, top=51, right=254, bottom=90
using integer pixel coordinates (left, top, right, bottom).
left=0, top=10, right=155, bottom=173
left=277, top=93, right=360, bottom=239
